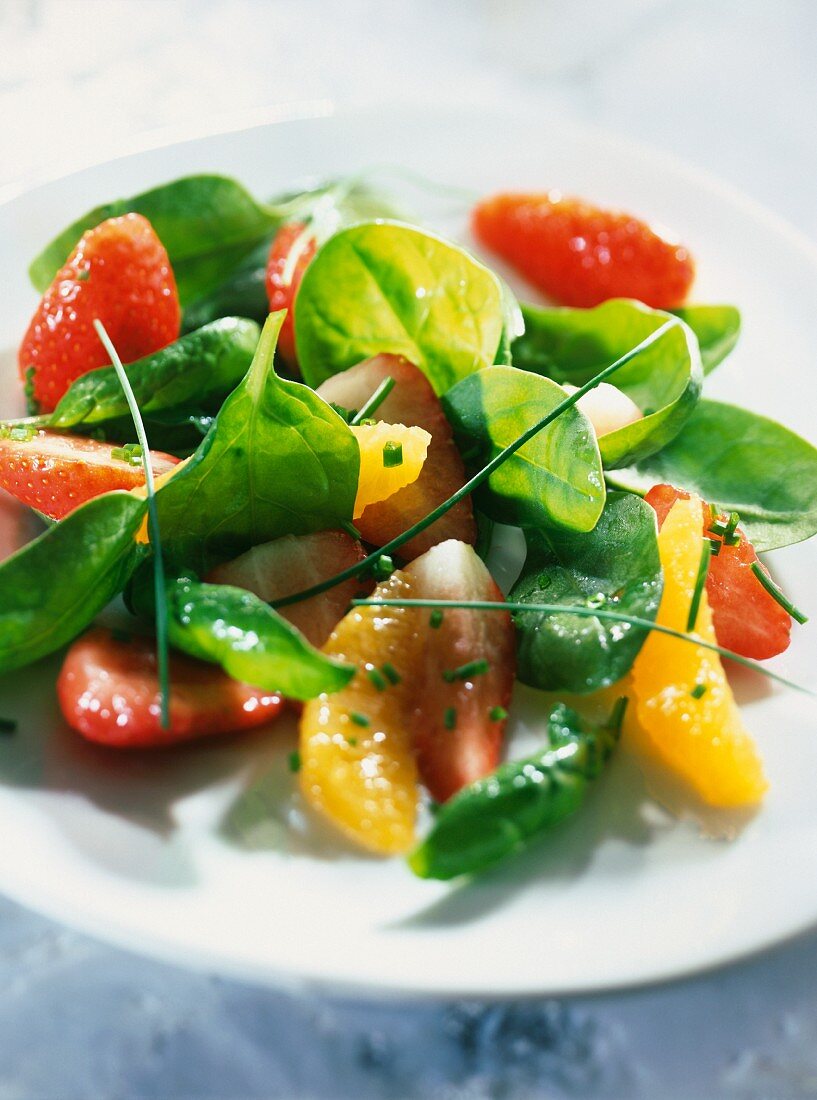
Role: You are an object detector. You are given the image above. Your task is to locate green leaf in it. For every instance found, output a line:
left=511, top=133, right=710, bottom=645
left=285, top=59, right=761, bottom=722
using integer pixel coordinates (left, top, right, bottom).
left=672, top=304, right=741, bottom=374
left=295, top=221, right=505, bottom=393
left=409, top=703, right=619, bottom=880
left=608, top=399, right=817, bottom=552
left=442, top=365, right=605, bottom=533
left=511, top=493, right=663, bottom=693
left=181, top=238, right=274, bottom=332
left=49, top=317, right=260, bottom=430
left=512, top=299, right=703, bottom=467
left=155, top=312, right=360, bottom=572
left=165, top=578, right=354, bottom=700
left=29, top=175, right=282, bottom=304
left=0, top=492, right=146, bottom=673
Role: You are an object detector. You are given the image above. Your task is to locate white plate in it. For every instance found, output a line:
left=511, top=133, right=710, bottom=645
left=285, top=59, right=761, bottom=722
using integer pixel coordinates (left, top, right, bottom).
left=0, top=105, right=815, bottom=999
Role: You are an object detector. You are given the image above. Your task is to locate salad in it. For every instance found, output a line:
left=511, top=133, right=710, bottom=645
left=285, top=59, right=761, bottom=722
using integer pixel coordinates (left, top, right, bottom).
left=0, top=171, right=814, bottom=882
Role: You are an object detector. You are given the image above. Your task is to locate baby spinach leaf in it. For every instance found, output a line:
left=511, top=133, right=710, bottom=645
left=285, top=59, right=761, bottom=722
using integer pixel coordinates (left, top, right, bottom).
left=410, top=703, right=619, bottom=880
left=442, top=365, right=605, bottom=533
left=49, top=318, right=260, bottom=429
left=672, top=304, right=740, bottom=374
left=511, top=492, right=663, bottom=693
left=512, top=299, right=703, bottom=467
left=165, top=578, right=354, bottom=700
left=29, top=175, right=283, bottom=304
left=156, top=311, right=360, bottom=572
left=0, top=492, right=146, bottom=673
left=181, top=238, right=273, bottom=332
left=607, top=399, right=817, bottom=552
left=295, top=222, right=505, bottom=393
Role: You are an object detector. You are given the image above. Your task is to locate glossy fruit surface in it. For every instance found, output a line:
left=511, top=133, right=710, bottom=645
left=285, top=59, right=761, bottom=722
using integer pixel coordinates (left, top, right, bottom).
left=630, top=497, right=767, bottom=807
left=19, top=213, right=180, bottom=412
left=646, top=483, right=791, bottom=659
left=265, top=222, right=316, bottom=364
left=58, top=628, right=283, bottom=748
left=472, top=192, right=695, bottom=308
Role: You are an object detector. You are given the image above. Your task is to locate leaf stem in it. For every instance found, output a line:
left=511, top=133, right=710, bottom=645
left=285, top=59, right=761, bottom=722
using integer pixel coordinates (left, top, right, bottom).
left=93, top=320, right=171, bottom=729
left=272, top=319, right=680, bottom=610
left=350, top=597, right=814, bottom=697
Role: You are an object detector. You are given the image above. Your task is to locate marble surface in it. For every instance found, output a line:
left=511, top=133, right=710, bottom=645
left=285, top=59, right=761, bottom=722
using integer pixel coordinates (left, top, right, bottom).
left=1, top=1, right=817, bottom=1096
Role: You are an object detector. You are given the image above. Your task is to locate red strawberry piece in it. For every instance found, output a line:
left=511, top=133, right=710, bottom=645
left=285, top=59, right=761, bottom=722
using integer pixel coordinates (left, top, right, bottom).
left=19, top=213, right=181, bottom=413
left=207, top=530, right=368, bottom=649
left=317, top=354, right=477, bottom=560
left=472, top=192, right=695, bottom=309
left=265, top=222, right=317, bottom=365
left=405, top=539, right=515, bottom=802
left=0, top=429, right=179, bottom=521
left=645, top=483, right=791, bottom=660
left=58, top=628, right=284, bottom=748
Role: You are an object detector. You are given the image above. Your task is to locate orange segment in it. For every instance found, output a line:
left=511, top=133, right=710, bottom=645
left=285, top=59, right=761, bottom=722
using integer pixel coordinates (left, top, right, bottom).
left=299, top=570, right=422, bottom=853
left=630, top=497, right=767, bottom=807
left=351, top=422, right=430, bottom=519
left=133, top=457, right=191, bottom=544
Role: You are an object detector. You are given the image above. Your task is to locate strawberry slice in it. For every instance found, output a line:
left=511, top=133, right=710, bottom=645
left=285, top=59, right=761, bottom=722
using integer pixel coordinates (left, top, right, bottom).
left=0, top=429, right=179, bottom=521
left=207, top=530, right=368, bottom=649
left=645, top=483, right=791, bottom=659
left=265, top=222, right=317, bottom=366
left=299, top=540, right=515, bottom=852
left=19, top=213, right=181, bottom=413
left=317, top=354, right=476, bottom=560
left=58, top=628, right=284, bottom=748
left=405, top=539, right=515, bottom=803
left=472, top=192, right=695, bottom=309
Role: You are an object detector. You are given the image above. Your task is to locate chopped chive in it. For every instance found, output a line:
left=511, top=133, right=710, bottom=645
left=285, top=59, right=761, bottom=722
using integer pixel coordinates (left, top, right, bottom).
left=367, top=667, right=388, bottom=691
left=443, top=707, right=457, bottom=730
left=708, top=538, right=722, bottom=556
left=270, top=321, right=681, bottom=612
left=350, top=711, right=370, bottom=728
left=94, top=320, right=170, bottom=730
left=329, top=402, right=355, bottom=423
left=382, top=441, right=403, bottom=468
left=347, top=736, right=358, bottom=747
left=0, top=717, right=17, bottom=735
left=357, top=417, right=377, bottom=427
left=691, top=683, right=707, bottom=699
left=443, top=658, right=490, bottom=683
left=686, top=538, right=712, bottom=632
left=288, top=750, right=301, bottom=773
left=429, top=609, right=444, bottom=629
left=372, top=554, right=394, bottom=580
left=9, top=425, right=36, bottom=442
left=350, top=376, right=396, bottom=425
left=489, top=706, right=508, bottom=722
left=382, top=662, right=401, bottom=685
left=751, top=562, right=808, bottom=624
left=709, top=503, right=719, bottom=522
left=76, top=268, right=90, bottom=282
left=585, top=592, right=606, bottom=609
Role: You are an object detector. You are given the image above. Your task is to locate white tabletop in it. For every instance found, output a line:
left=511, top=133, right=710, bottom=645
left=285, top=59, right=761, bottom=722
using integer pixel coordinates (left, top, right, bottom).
left=1, top=1, right=816, bottom=1096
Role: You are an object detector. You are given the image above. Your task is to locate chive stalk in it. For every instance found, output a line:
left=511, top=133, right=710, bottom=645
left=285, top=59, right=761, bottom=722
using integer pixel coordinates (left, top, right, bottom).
left=350, top=376, right=396, bottom=425
left=94, top=320, right=171, bottom=729
left=686, top=538, right=712, bottom=632
left=751, top=562, right=808, bottom=624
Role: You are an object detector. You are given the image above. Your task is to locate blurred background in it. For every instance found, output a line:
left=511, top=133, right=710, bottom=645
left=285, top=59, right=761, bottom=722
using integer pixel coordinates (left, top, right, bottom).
left=1, top=1, right=816, bottom=1097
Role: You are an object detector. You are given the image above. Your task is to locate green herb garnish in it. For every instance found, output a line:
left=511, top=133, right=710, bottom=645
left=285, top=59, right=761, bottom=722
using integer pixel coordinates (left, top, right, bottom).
left=443, top=658, right=489, bottom=683
left=288, top=750, right=301, bottom=773
left=429, top=610, right=444, bottom=629
left=94, top=320, right=170, bottom=729
left=691, top=683, right=707, bottom=699
left=489, top=706, right=508, bottom=722
left=367, top=667, right=387, bottom=691
left=750, top=562, right=808, bottom=624
left=443, top=707, right=457, bottom=730
left=350, top=711, right=370, bottom=728
left=350, top=376, right=395, bottom=425
left=686, top=538, right=712, bottom=632
left=382, top=662, right=401, bottom=685
left=382, top=441, right=403, bottom=468
left=372, top=554, right=395, bottom=580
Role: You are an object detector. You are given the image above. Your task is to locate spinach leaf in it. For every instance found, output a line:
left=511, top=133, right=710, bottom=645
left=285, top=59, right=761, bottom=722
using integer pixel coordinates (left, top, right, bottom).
left=672, top=305, right=740, bottom=374
left=29, top=175, right=283, bottom=304
left=0, top=492, right=146, bottom=673
left=49, top=318, right=259, bottom=429
left=511, top=492, right=662, bottom=693
left=442, top=365, right=605, bottom=533
left=295, top=222, right=505, bottom=393
left=165, top=578, right=354, bottom=700
left=156, top=311, right=360, bottom=572
left=607, top=399, right=817, bottom=552
left=512, top=299, right=702, bottom=467
left=410, top=703, right=619, bottom=880
left=181, top=238, right=273, bottom=332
